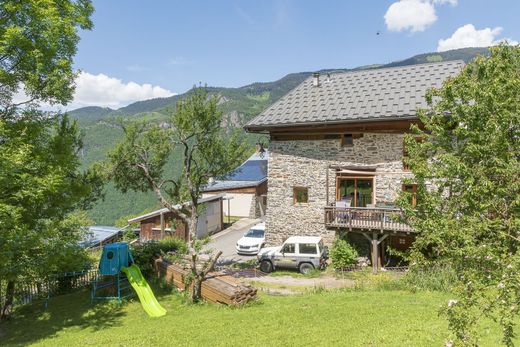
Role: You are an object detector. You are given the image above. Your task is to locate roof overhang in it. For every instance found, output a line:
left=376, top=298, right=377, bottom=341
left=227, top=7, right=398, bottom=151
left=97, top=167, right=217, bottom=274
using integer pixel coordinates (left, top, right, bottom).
left=330, top=164, right=378, bottom=171
left=244, top=116, right=421, bottom=134
left=202, top=177, right=267, bottom=193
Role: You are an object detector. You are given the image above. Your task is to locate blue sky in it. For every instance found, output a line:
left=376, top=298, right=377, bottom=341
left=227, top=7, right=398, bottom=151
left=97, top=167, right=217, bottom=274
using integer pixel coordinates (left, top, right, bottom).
left=66, top=0, right=519, bottom=109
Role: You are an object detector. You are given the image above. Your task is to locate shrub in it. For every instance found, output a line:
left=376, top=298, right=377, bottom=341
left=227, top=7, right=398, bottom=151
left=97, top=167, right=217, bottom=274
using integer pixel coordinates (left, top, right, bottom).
left=131, top=237, right=187, bottom=276
left=122, top=228, right=139, bottom=242
left=330, top=239, right=358, bottom=269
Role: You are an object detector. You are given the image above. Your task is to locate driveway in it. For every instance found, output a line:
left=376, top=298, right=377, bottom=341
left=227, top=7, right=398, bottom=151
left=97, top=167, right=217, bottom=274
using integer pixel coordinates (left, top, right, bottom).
left=205, top=218, right=262, bottom=264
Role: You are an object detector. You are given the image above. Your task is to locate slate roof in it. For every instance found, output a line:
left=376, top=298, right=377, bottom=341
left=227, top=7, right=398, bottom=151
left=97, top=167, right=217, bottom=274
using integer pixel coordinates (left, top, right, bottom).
left=202, top=150, right=268, bottom=192
left=245, top=61, right=464, bottom=131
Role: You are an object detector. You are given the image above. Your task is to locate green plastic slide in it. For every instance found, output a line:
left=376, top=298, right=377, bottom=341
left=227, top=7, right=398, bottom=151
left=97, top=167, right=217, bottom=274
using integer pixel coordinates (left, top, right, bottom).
left=121, top=264, right=167, bottom=317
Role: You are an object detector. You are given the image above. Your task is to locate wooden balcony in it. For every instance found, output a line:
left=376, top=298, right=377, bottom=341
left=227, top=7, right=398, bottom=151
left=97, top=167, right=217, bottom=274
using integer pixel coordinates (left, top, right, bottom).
left=324, top=205, right=415, bottom=233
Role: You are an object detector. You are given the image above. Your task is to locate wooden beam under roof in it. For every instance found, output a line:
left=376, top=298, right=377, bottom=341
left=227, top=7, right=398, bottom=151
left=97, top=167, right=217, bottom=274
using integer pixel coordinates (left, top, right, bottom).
left=251, top=118, right=423, bottom=135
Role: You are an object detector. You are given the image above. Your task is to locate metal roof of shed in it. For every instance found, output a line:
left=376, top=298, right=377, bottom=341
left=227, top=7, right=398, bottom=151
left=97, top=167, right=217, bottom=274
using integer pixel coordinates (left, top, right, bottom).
left=127, top=194, right=225, bottom=224
left=80, top=226, right=121, bottom=248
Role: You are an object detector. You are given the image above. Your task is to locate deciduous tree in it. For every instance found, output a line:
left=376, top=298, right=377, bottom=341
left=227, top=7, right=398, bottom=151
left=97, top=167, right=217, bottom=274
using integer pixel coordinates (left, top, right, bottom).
left=0, top=0, right=97, bottom=320
left=0, top=115, right=103, bottom=320
left=0, top=0, right=93, bottom=117
left=108, top=87, right=249, bottom=302
left=401, top=45, right=520, bottom=346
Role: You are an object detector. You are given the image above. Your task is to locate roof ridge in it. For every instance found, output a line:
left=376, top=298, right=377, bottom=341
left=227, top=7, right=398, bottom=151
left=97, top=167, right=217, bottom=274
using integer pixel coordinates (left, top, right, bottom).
left=326, top=59, right=465, bottom=78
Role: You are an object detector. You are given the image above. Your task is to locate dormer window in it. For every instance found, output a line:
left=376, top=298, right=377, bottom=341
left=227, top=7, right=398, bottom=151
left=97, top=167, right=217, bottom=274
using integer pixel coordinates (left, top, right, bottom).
left=341, top=134, right=353, bottom=146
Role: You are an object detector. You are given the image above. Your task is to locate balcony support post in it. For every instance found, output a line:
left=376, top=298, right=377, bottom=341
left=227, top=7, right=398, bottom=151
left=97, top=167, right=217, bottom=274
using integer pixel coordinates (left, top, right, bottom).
left=371, top=232, right=378, bottom=273
left=362, top=232, right=389, bottom=273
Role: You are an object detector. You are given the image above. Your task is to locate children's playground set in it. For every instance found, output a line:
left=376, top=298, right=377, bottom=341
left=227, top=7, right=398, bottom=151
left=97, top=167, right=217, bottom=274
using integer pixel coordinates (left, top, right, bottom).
left=91, top=242, right=166, bottom=317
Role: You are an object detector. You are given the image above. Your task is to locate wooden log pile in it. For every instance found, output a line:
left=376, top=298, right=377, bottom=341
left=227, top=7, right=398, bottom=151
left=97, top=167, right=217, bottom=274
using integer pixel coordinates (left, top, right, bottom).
left=154, top=258, right=257, bottom=306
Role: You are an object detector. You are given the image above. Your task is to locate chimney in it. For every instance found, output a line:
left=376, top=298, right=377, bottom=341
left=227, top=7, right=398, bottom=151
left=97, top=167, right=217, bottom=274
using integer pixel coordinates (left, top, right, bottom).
left=255, top=142, right=265, bottom=154
left=313, top=72, right=320, bottom=87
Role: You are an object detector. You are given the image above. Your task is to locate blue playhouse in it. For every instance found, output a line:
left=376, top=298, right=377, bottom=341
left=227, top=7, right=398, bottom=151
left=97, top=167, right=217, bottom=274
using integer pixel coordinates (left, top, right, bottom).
left=92, top=242, right=166, bottom=317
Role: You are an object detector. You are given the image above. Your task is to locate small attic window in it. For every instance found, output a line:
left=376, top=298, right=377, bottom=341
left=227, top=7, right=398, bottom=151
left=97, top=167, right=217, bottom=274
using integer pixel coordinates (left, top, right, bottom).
left=341, top=134, right=363, bottom=147
left=342, top=134, right=353, bottom=146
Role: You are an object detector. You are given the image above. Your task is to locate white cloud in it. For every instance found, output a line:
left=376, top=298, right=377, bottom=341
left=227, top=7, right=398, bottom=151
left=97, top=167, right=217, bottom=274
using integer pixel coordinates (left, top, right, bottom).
left=9, top=72, right=175, bottom=111
left=437, top=24, right=518, bottom=52
left=70, top=72, right=175, bottom=109
left=11, top=88, right=29, bottom=105
left=385, top=0, right=436, bottom=33
left=384, top=0, right=456, bottom=33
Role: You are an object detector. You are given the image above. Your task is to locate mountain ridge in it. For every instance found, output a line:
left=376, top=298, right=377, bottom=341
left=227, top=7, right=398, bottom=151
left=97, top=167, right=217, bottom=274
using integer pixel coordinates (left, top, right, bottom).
left=70, top=46, right=489, bottom=122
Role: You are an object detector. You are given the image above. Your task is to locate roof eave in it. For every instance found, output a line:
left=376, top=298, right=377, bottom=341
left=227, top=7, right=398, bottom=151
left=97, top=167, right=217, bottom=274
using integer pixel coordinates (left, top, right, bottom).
left=202, top=178, right=268, bottom=192
left=244, top=115, right=420, bottom=133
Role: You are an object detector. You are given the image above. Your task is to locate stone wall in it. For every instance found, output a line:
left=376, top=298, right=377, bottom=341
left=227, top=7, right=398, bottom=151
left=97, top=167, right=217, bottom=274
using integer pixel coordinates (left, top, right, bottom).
left=265, top=133, right=413, bottom=246
left=248, top=194, right=267, bottom=219
left=248, top=180, right=268, bottom=219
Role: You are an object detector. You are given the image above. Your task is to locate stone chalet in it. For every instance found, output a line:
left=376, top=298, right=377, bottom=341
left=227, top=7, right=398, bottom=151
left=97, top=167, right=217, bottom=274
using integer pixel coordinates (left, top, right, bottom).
left=244, top=60, right=464, bottom=270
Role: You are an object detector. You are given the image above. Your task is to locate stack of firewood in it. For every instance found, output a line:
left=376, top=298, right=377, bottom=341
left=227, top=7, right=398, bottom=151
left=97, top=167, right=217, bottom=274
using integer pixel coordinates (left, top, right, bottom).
left=154, top=258, right=257, bottom=306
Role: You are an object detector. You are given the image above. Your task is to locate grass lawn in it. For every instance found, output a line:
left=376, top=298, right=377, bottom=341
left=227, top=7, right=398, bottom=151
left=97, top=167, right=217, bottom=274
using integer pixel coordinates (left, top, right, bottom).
left=0, top=283, right=511, bottom=347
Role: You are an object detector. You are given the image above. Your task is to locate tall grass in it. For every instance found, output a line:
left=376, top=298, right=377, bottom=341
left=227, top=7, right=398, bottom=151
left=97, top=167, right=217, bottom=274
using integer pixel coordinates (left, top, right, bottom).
left=399, top=264, right=458, bottom=292
left=336, top=265, right=458, bottom=292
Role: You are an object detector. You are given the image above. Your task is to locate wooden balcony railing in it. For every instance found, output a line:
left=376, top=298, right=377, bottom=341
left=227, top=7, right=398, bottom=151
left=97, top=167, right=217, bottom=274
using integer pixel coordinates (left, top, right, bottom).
left=324, top=205, right=414, bottom=233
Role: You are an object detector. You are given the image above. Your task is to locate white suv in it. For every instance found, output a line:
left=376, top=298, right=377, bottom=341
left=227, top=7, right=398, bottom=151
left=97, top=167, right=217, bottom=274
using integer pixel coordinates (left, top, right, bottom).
left=257, top=236, right=328, bottom=274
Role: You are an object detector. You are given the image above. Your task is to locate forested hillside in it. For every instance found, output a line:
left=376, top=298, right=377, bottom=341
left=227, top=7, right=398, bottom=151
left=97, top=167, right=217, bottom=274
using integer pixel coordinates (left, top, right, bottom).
left=72, top=47, right=488, bottom=225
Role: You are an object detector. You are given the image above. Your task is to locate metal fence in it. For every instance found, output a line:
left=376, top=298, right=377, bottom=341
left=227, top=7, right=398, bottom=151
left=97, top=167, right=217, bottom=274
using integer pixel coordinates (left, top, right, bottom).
left=0, top=269, right=98, bottom=309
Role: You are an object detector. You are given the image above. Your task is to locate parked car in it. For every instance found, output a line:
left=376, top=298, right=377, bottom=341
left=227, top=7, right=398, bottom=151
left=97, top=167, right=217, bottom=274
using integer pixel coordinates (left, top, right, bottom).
left=257, top=236, right=328, bottom=274
left=236, top=222, right=265, bottom=255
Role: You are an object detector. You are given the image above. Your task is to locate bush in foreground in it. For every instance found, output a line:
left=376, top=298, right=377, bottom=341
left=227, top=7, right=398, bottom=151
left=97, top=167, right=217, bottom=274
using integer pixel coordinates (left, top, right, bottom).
left=330, top=239, right=358, bottom=269
left=131, top=238, right=187, bottom=276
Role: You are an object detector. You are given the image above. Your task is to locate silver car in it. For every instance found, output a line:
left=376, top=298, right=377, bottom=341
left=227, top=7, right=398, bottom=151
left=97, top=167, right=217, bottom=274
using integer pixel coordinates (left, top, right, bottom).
left=257, top=236, right=328, bottom=274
